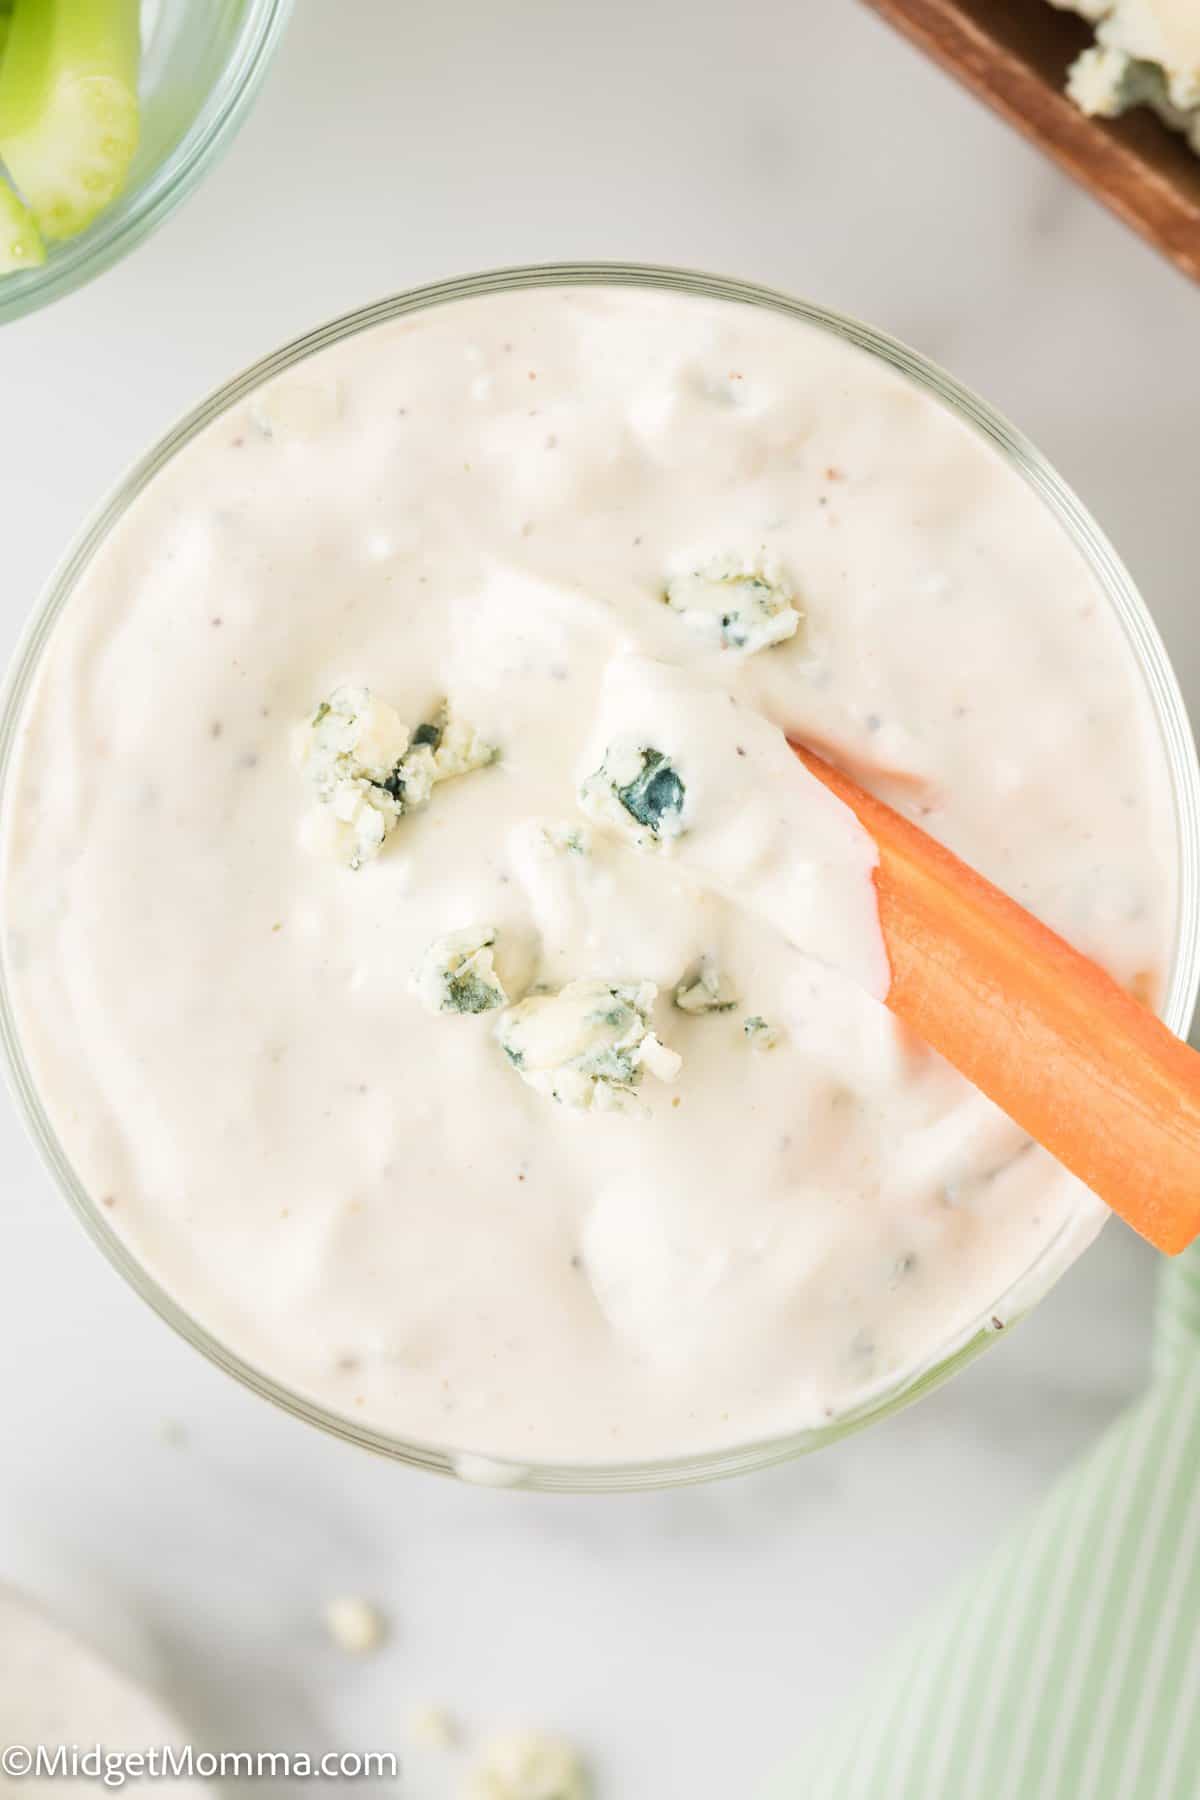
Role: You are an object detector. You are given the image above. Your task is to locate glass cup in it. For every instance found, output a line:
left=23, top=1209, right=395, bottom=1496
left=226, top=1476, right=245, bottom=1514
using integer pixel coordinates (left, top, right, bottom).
left=0, top=0, right=291, bottom=325
left=2, top=263, right=1197, bottom=1489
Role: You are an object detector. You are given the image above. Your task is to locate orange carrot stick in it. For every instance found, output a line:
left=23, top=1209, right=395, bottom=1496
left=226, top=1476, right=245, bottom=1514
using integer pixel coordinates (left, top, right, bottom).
left=793, top=745, right=1200, bottom=1255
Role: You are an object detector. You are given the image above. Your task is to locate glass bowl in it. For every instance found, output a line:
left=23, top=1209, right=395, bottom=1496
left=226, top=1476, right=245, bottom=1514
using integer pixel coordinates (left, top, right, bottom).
left=0, top=0, right=291, bottom=325
left=2, top=263, right=1197, bottom=1491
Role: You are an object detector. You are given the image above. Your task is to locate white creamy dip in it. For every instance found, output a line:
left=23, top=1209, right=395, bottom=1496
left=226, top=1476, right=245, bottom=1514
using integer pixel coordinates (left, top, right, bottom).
left=1, top=286, right=1177, bottom=1464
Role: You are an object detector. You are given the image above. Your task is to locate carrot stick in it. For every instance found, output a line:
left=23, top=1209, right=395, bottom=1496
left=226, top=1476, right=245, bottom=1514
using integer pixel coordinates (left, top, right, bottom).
left=793, top=745, right=1200, bottom=1255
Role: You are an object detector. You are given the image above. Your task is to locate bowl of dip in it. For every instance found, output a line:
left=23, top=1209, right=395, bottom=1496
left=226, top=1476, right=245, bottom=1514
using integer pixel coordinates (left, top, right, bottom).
left=1, top=264, right=1197, bottom=1490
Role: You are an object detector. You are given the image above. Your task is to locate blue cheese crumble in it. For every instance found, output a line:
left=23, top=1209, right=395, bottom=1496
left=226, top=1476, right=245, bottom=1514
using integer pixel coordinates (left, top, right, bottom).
left=301, top=686, right=496, bottom=868
left=1052, top=1, right=1200, bottom=151
left=409, top=706, right=498, bottom=787
left=413, top=926, right=509, bottom=1015
left=495, top=978, right=681, bottom=1111
left=744, top=1015, right=784, bottom=1051
left=537, top=822, right=592, bottom=856
left=674, top=954, right=739, bottom=1014
left=578, top=743, right=686, bottom=850
left=664, top=554, right=801, bottom=654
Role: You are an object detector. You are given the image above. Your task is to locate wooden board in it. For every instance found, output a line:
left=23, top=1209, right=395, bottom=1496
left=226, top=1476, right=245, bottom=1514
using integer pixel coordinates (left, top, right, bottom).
left=860, top=0, right=1200, bottom=284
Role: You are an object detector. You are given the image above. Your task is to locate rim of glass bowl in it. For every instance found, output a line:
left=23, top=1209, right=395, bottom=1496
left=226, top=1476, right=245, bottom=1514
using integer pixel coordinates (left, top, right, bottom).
left=0, top=0, right=292, bottom=327
left=1, top=262, right=1197, bottom=1492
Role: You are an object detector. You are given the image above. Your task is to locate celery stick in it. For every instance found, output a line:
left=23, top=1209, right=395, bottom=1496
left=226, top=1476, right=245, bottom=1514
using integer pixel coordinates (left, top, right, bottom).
left=0, top=0, right=140, bottom=242
left=0, top=169, right=44, bottom=270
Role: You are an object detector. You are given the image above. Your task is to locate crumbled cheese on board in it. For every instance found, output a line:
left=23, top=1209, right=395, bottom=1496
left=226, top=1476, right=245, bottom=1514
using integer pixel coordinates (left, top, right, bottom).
left=1051, top=0, right=1200, bottom=149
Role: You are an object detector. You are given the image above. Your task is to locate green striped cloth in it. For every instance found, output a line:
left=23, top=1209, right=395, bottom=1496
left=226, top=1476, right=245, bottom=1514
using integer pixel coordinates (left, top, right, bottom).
left=770, top=1245, right=1200, bottom=1800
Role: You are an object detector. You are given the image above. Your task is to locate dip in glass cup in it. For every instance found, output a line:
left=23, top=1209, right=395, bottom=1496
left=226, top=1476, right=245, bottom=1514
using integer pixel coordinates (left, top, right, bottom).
left=1, top=264, right=1195, bottom=1489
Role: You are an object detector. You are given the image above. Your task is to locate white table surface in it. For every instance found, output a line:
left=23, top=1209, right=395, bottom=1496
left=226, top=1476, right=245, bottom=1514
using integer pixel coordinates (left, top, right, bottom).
left=1, top=2, right=1196, bottom=1793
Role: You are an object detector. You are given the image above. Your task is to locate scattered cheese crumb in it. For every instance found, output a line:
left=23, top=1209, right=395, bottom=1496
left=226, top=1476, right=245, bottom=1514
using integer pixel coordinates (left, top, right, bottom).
left=324, top=1595, right=386, bottom=1654
left=407, top=1703, right=458, bottom=1752
left=465, top=1730, right=589, bottom=1800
